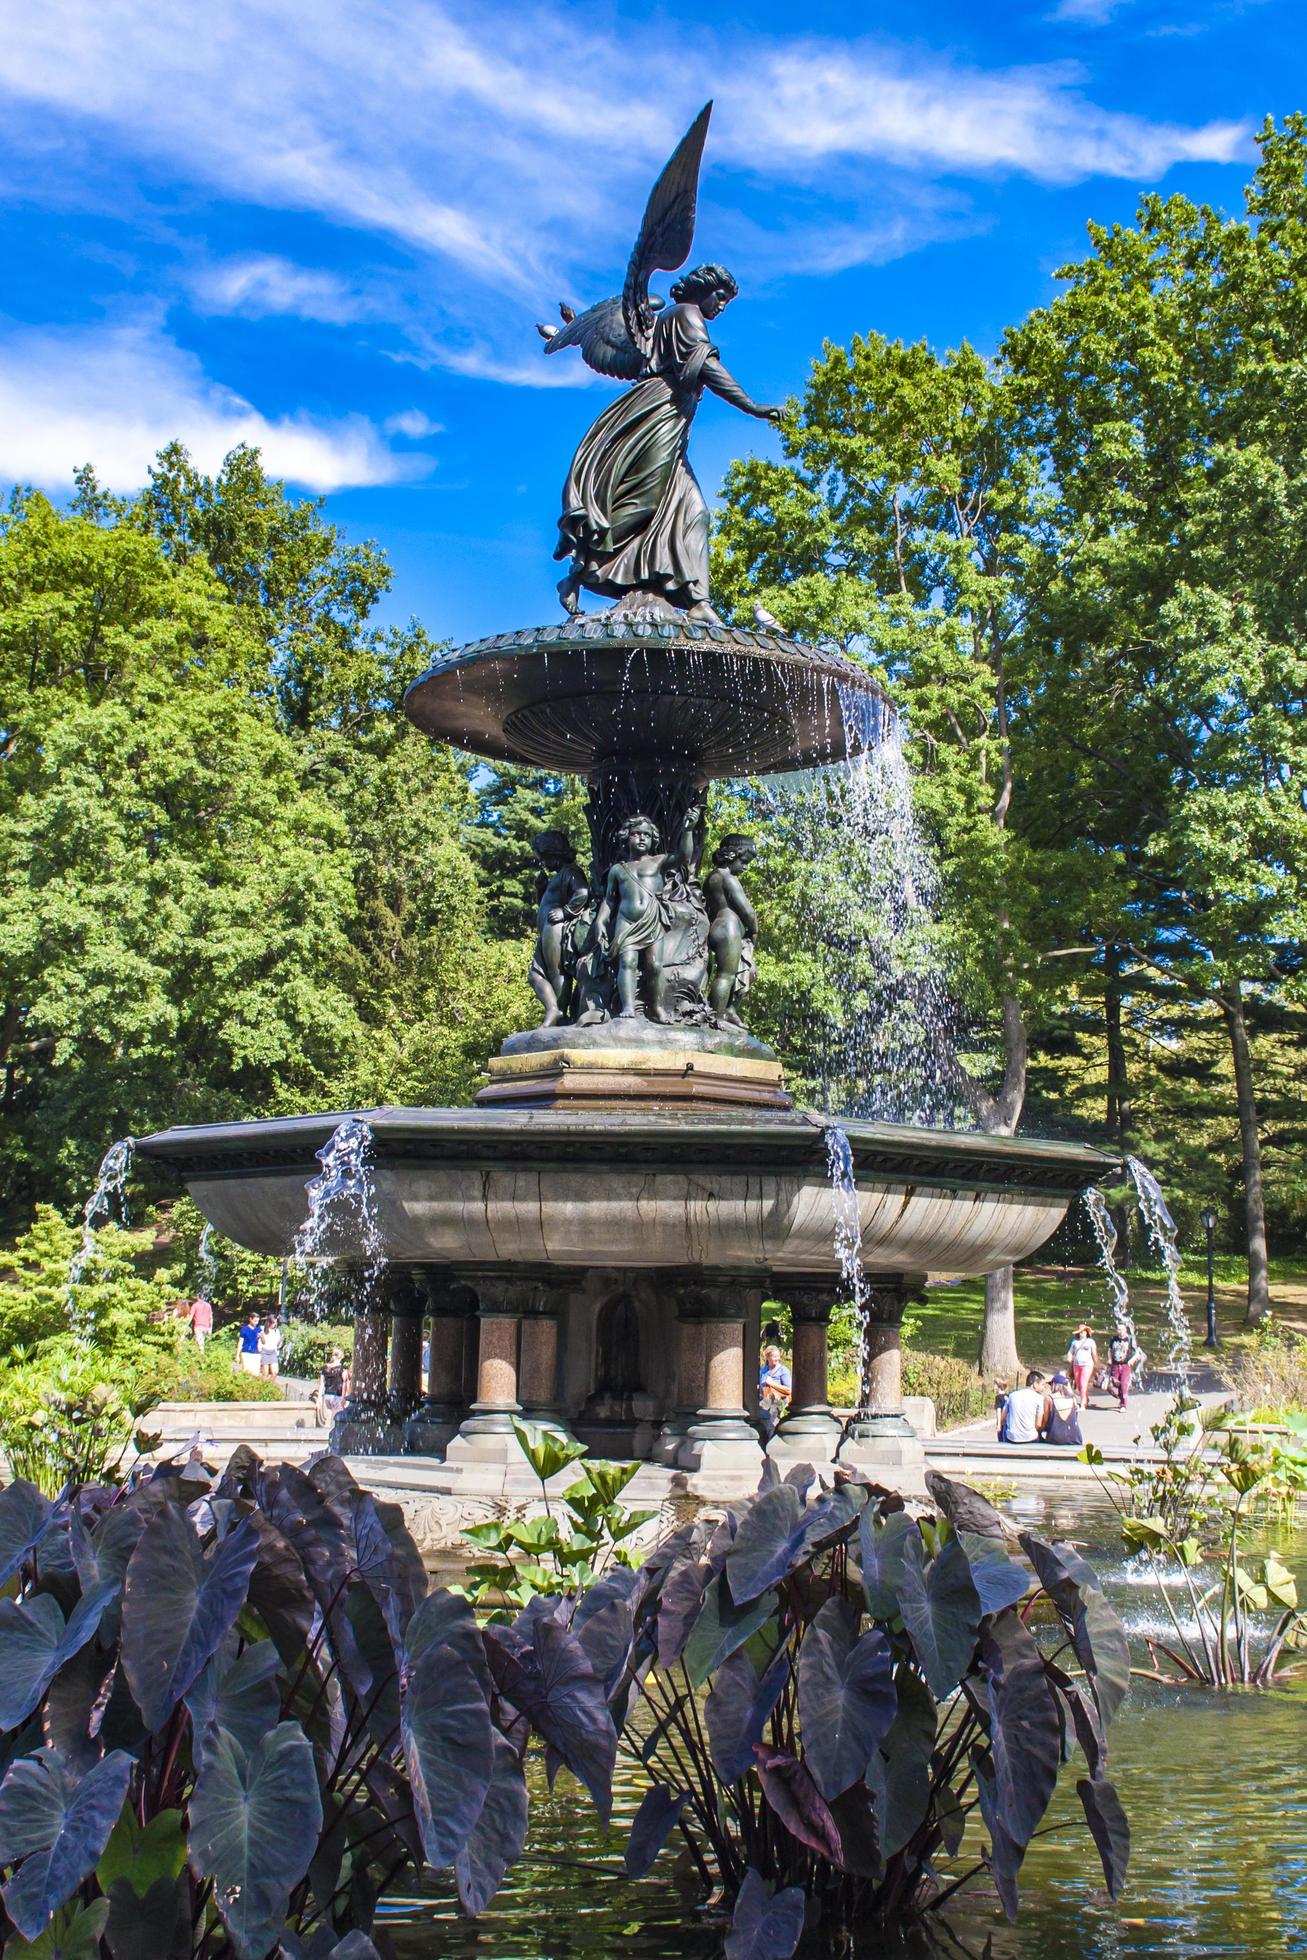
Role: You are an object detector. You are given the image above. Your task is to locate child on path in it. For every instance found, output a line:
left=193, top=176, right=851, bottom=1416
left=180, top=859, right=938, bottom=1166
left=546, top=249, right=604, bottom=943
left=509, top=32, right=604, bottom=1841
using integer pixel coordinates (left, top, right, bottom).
left=1066, top=1324, right=1098, bottom=1409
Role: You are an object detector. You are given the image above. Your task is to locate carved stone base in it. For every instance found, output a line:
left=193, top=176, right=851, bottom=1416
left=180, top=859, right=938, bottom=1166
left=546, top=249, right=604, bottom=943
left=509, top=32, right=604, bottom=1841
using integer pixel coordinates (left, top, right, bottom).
left=478, top=1041, right=791, bottom=1112
left=837, top=1411, right=926, bottom=1477
left=767, top=1410, right=843, bottom=1463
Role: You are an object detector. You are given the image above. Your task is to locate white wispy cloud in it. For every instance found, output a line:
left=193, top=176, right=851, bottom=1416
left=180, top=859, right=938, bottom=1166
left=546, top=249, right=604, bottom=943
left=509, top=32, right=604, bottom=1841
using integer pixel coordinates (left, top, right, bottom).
left=1049, top=0, right=1132, bottom=22
left=384, top=408, right=443, bottom=437
left=191, top=254, right=369, bottom=324
left=0, top=2, right=1249, bottom=275
left=0, top=318, right=426, bottom=492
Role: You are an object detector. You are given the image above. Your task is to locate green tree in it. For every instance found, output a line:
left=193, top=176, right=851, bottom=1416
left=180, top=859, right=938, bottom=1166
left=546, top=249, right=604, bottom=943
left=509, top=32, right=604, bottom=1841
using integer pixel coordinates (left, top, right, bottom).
left=1008, top=115, right=1307, bottom=1321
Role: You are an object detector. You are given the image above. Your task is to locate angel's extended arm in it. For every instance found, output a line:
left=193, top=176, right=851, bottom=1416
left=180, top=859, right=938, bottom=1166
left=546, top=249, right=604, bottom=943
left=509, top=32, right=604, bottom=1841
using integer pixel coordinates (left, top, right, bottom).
left=701, top=354, right=780, bottom=421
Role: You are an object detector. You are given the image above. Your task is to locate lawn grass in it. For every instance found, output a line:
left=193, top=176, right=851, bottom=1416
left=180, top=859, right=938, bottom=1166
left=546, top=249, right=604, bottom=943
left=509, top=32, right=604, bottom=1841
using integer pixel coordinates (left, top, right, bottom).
left=914, top=1258, right=1307, bottom=1377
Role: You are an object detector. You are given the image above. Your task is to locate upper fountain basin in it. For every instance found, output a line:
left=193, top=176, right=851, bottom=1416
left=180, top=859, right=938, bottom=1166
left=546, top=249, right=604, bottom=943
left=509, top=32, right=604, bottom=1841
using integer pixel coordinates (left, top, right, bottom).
left=135, top=1105, right=1117, bottom=1280
left=402, top=618, right=893, bottom=777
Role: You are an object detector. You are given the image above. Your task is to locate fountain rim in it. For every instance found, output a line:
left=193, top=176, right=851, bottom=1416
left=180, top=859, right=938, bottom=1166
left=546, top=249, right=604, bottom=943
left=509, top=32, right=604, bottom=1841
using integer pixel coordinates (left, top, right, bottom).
left=135, top=1105, right=1120, bottom=1199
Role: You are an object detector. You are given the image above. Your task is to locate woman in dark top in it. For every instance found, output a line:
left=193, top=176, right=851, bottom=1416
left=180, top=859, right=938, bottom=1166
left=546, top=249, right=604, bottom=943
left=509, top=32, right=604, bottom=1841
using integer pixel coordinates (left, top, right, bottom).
left=1044, top=1372, right=1084, bottom=1447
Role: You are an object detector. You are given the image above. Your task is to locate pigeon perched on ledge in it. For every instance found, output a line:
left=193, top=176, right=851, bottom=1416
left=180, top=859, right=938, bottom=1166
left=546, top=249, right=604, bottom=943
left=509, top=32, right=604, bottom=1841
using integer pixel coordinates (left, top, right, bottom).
left=536, top=301, right=578, bottom=343
left=752, top=599, right=784, bottom=633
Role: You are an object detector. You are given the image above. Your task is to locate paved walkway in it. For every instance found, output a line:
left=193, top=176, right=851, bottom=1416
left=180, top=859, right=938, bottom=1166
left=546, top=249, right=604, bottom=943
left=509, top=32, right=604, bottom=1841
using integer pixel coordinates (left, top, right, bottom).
left=927, top=1364, right=1231, bottom=1479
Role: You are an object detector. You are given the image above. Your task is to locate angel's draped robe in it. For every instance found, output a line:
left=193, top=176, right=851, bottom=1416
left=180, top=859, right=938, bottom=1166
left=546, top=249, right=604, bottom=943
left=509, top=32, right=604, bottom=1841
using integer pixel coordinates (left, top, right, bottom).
left=555, top=303, right=714, bottom=607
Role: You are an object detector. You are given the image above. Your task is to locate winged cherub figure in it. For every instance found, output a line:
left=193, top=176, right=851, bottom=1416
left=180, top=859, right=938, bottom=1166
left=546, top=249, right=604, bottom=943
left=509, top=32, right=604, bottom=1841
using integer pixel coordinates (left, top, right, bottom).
left=539, top=103, right=783, bottom=624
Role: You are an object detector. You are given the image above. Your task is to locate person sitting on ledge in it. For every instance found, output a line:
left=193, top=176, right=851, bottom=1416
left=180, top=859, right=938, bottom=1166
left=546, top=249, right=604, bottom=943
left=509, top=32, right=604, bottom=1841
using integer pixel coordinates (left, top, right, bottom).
left=1000, top=1370, right=1050, bottom=1445
left=1044, top=1372, right=1084, bottom=1447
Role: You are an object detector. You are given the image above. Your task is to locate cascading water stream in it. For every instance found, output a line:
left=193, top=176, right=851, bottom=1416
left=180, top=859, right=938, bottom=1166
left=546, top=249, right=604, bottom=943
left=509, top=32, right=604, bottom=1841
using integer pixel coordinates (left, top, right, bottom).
left=66, top=1137, right=135, bottom=1342
left=1085, top=1155, right=1192, bottom=1392
left=289, top=1116, right=389, bottom=1453
left=823, top=1122, right=872, bottom=1410
left=197, top=1222, right=217, bottom=1299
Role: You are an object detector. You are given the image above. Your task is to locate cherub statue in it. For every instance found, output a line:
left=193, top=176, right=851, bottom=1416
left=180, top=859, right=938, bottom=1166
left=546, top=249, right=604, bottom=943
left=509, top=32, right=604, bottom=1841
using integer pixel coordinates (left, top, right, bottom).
left=704, top=834, right=758, bottom=1027
left=528, top=828, right=590, bottom=1028
left=538, top=103, right=783, bottom=623
left=592, top=806, right=702, bottom=1022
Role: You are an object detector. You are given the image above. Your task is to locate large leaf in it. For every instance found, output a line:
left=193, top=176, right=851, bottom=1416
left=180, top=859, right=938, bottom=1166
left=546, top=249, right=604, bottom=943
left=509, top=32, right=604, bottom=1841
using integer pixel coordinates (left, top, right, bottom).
left=185, top=1640, right=281, bottom=1771
left=971, top=1744, right=1020, bottom=1919
left=752, top=1746, right=843, bottom=1863
left=120, top=1505, right=259, bottom=1731
left=188, top=1723, right=323, bottom=1960
left=724, top=1487, right=806, bottom=1605
left=857, top=1508, right=916, bottom=1620
left=4, top=1898, right=111, bottom=1959
left=0, top=1583, right=118, bottom=1730
left=959, top=1533, right=1031, bottom=1616
left=655, top=1558, right=714, bottom=1667
left=0, top=1748, right=132, bottom=1939
left=866, top=1667, right=936, bottom=1859
left=484, top=1620, right=617, bottom=1823
left=96, top=1806, right=186, bottom=1898
left=1017, top=1532, right=1100, bottom=1612
left=981, top=1616, right=1061, bottom=1861
left=684, top=1575, right=779, bottom=1689
left=400, top=1642, right=494, bottom=1869
left=1077, top=1776, right=1130, bottom=1899
left=455, top=1732, right=528, bottom=1917
left=572, top=1592, right=635, bottom=1704
left=623, top=1782, right=687, bottom=1878
left=1072, top=1589, right=1131, bottom=1726
left=925, top=1472, right=1006, bottom=1540
left=705, top=1646, right=790, bottom=1785
left=724, top=1868, right=805, bottom=1960
left=0, top=1485, right=55, bottom=1589
left=102, top=1875, right=182, bottom=1960
left=41, top=1643, right=116, bottom=1775
left=404, top=1587, right=491, bottom=1693
left=796, top=1598, right=895, bottom=1801
left=897, top=1534, right=981, bottom=1700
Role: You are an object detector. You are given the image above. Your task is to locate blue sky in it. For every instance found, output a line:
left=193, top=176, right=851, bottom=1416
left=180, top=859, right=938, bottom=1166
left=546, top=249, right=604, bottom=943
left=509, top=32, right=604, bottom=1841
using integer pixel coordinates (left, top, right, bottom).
left=0, top=0, right=1291, bottom=643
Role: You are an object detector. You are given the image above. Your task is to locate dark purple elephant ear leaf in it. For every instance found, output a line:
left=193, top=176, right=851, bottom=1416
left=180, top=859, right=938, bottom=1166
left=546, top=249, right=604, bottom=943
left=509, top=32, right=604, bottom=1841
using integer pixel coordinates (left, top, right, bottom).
left=897, top=1532, right=981, bottom=1699
left=796, top=1598, right=896, bottom=1801
left=752, top=1746, right=843, bottom=1865
left=684, top=1574, right=779, bottom=1688
left=623, top=1782, right=688, bottom=1878
left=188, top=1723, right=323, bottom=1960
left=401, top=1642, right=494, bottom=1870
left=723, top=1486, right=805, bottom=1604
left=926, top=1471, right=1006, bottom=1540
left=0, top=1747, right=133, bottom=1940
left=484, top=1619, right=617, bottom=1824
left=455, top=1732, right=528, bottom=1917
left=705, top=1646, right=789, bottom=1785
left=121, top=1504, right=260, bottom=1732
left=0, top=1481, right=55, bottom=1587
left=1078, top=1776, right=1130, bottom=1899
left=724, top=1867, right=805, bottom=1960
left=0, top=1579, right=118, bottom=1730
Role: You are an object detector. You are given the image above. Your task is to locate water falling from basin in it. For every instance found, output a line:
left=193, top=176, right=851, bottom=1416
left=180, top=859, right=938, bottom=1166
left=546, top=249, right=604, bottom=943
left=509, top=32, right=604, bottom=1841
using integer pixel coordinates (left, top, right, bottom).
left=66, top=1137, right=135, bottom=1341
left=290, top=1115, right=385, bottom=1295
left=1085, top=1156, right=1192, bottom=1391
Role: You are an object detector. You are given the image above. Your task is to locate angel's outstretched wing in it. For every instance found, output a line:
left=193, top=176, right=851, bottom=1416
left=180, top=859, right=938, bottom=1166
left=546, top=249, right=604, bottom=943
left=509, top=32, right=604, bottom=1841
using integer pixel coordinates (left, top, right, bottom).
left=622, top=102, right=712, bottom=357
left=541, top=294, right=646, bottom=380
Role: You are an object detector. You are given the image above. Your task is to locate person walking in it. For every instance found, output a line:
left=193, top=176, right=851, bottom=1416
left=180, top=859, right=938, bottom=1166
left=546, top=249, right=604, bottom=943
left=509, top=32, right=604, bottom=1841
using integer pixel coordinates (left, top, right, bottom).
left=1107, top=1320, right=1142, bottom=1410
left=1044, top=1372, right=1084, bottom=1447
left=236, top=1312, right=263, bottom=1377
left=1000, top=1371, right=1050, bottom=1445
left=259, top=1315, right=282, bottom=1380
left=758, top=1343, right=792, bottom=1441
left=1066, top=1325, right=1099, bottom=1409
left=188, top=1295, right=213, bottom=1351
left=313, top=1347, right=350, bottom=1427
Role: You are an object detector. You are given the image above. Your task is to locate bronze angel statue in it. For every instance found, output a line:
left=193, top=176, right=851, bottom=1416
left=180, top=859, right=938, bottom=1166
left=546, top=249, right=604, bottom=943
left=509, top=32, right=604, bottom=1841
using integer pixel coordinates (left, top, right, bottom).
left=538, top=103, right=783, bottom=624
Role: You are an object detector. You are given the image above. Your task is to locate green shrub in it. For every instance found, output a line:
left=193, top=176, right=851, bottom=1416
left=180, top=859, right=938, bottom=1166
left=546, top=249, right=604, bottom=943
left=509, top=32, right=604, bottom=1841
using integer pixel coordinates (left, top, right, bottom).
left=0, top=1352, right=163, bottom=1494
left=829, top=1344, right=989, bottom=1429
left=278, top=1319, right=355, bottom=1379
left=162, top=1330, right=285, bottom=1403
left=1221, top=1320, right=1307, bottom=1417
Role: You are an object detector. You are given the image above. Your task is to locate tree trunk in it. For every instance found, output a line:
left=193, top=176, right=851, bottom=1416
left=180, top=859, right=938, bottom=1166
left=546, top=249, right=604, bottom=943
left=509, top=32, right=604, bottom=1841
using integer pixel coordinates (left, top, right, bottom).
left=1221, top=984, right=1271, bottom=1325
left=1104, top=948, right=1132, bottom=1255
left=965, top=992, right=1029, bottom=1377
left=979, top=1266, right=1021, bottom=1379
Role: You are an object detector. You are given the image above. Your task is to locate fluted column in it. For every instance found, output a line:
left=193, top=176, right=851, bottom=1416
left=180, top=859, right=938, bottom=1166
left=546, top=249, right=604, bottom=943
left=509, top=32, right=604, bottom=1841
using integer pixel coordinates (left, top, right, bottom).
left=838, top=1275, right=926, bottom=1478
left=768, top=1278, right=842, bottom=1463
left=405, top=1269, right=476, bottom=1456
left=677, top=1273, right=765, bottom=1480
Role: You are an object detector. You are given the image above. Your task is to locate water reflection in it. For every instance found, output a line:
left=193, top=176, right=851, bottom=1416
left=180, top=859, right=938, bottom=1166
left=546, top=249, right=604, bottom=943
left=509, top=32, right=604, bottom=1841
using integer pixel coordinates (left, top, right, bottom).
left=386, top=1489, right=1307, bottom=1960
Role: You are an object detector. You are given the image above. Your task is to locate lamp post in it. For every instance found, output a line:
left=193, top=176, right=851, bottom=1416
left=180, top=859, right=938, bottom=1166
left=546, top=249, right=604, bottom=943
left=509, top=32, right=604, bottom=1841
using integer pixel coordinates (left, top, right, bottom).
left=1200, top=1206, right=1219, bottom=1348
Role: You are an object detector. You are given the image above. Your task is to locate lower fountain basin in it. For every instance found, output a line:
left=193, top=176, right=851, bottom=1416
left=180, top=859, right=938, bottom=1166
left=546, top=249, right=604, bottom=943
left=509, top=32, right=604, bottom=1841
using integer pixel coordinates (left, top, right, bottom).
left=136, top=1105, right=1116, bottom=1278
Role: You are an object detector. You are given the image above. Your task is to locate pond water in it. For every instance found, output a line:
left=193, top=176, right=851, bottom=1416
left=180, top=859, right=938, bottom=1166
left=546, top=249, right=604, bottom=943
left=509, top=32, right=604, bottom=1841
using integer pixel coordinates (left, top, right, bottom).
left=382, top=1488, right=1307, bottom=1960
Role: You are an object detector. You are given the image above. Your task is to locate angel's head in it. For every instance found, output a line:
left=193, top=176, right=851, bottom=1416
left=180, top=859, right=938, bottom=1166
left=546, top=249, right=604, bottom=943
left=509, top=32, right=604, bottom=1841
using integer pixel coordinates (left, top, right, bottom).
left=671, top=263, right=739, bottom=319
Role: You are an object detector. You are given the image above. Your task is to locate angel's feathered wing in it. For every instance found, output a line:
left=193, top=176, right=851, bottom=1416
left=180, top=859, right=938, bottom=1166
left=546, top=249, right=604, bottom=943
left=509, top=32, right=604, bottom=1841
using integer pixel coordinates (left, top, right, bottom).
left=542, top=294, right=646, bottom=380
left=623, top=102, right=712, bottom=356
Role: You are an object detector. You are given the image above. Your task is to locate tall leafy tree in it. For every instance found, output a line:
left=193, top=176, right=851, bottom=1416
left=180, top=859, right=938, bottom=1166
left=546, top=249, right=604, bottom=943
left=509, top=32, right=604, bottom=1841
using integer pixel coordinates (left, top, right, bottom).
left=1009, top=115, right=1307, bottom=1321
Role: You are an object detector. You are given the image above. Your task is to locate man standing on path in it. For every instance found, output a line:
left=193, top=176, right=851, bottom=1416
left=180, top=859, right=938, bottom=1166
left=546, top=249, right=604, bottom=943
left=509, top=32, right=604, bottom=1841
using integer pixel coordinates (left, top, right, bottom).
left=188, top=1295, right=213, bottom=1350
left=236, top=1311, right=262, bottom=1377
left=1066, top=1325, right=1099, bottom=1409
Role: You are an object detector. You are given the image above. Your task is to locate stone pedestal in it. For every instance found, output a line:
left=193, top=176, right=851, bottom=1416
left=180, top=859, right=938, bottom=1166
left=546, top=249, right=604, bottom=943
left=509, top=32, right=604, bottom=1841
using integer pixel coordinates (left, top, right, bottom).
left=445, top=1276, right=528, bottom=1466
left=387, top=1270, right=425, bottom=1423
left=678, top=1279, right=765, bottom=1481
left=837, top=1278, right=926, bottom=1476
left=767, top=1279, right=843, bottom=1464
left=405, top=1271, right=475, bottom=1456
